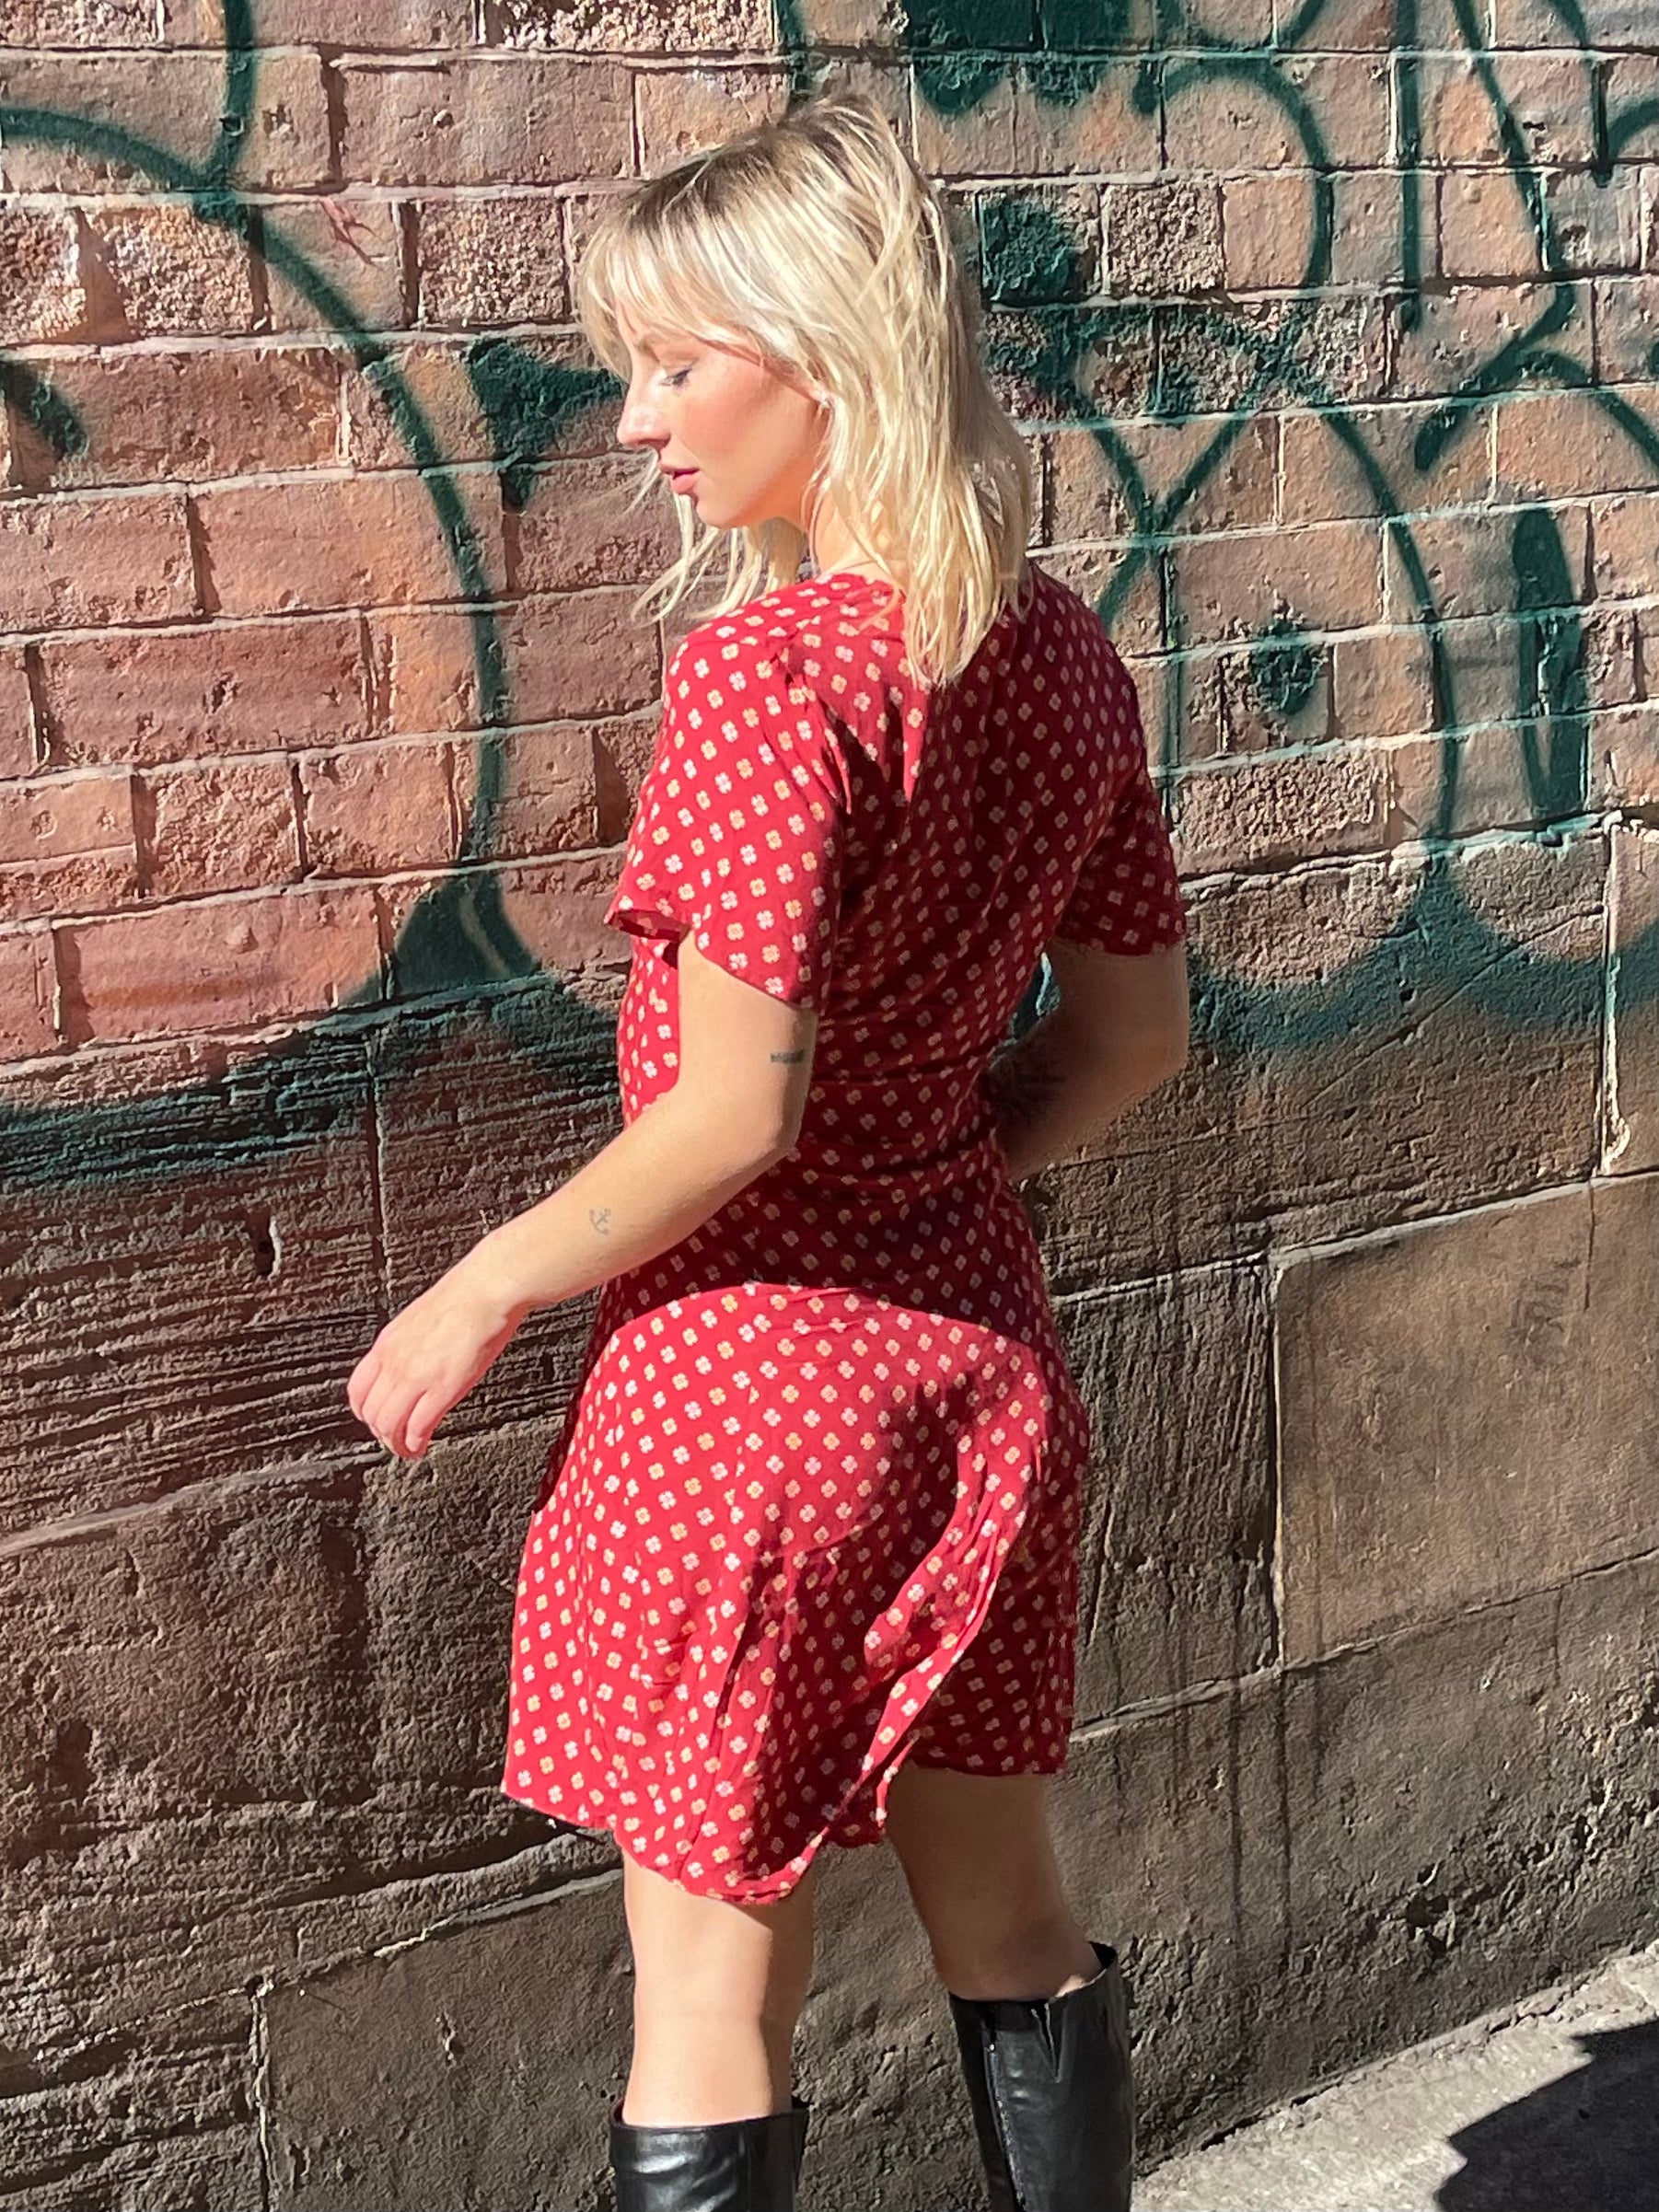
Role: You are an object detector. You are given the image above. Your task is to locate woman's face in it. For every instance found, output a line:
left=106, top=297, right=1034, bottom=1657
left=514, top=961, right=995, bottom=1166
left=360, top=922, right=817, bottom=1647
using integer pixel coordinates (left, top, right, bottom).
left=612, top=301, right=826, bottom=535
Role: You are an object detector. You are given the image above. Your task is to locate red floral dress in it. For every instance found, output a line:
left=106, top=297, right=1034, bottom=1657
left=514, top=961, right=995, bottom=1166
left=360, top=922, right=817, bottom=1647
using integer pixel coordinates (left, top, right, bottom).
left=500, top=561, right=1187, bottom=1903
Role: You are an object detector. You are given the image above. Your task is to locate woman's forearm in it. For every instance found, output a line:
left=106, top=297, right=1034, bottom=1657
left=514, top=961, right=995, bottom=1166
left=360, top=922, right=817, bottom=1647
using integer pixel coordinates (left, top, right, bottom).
left=982, top=1005, right=1182, bottom=1185
left=452, top=1089, right=787, bottom=1321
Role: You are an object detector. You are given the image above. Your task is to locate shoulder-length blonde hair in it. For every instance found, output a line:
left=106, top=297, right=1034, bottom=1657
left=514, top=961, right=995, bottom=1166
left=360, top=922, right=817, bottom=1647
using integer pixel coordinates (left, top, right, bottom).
left=574, top=85, right=1035, bottom=691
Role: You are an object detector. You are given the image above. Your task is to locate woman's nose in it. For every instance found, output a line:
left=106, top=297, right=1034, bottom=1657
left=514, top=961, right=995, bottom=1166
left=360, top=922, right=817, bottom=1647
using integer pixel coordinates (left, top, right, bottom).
left=617, top=386, right=663, bottom=450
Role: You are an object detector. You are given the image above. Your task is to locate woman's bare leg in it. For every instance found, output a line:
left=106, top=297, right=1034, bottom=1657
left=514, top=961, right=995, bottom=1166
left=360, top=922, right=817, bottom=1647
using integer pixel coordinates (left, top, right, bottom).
left=880, top=1762, right=1103, bottom=1999
left=619, top=1851, right=818, bottom=2125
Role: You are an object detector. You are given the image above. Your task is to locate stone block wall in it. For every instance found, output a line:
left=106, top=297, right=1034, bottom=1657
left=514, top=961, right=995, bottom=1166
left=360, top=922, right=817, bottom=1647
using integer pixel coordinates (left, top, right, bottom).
left=2, top=2, right=1656, bottom=2205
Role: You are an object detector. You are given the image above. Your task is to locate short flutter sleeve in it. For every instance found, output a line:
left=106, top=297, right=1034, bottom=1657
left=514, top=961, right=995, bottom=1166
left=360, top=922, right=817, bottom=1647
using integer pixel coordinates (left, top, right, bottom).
left=604, top=634, right=851, bottom=1010
left=1054, top=716, right=1188, bottom=955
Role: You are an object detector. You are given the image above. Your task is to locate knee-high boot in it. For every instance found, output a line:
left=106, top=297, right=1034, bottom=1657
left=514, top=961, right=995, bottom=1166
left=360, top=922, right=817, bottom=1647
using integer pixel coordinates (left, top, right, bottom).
left=946, top=1939, right=1134, bottom=2212
left=607, top=2093, right=812, bottom=2212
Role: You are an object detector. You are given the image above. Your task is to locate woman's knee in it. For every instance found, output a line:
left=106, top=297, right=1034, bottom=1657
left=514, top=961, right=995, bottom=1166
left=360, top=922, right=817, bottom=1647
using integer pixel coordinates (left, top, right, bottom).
left=881, top=1762, right=1080, bottom=1986
left=621, top=1852, right=818, bottom=2023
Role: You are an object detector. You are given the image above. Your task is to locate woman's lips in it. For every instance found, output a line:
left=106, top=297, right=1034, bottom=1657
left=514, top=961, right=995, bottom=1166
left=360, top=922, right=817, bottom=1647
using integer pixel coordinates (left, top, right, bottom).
left=669, top=469, right=698, bottom=490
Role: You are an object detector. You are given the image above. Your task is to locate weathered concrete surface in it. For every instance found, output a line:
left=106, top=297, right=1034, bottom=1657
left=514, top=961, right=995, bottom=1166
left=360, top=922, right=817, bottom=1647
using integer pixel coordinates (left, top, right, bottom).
left=0, top=1031, right=383, bottom=1532
left=1277, top=1175, right=1659, bottom=1659
left=1056, top=1257, right=1276, bottom=1720
left=1608, top=820, right=1659, bottom=1175
left=256, top=1547, right=1659, bottom=2210
left=1139, top=1938, right=1659, bottom=2210
left=262, top=1879, right=636, bottom=2212
left=1044, top=1548, right=1659, bottom=2171
left=1038, top=834, right=1606, bottom=1291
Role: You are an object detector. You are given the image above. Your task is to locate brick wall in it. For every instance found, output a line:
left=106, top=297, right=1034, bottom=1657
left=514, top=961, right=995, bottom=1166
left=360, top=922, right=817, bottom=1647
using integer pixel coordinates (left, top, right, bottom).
left=3, top=3, right=1657, bottom=2204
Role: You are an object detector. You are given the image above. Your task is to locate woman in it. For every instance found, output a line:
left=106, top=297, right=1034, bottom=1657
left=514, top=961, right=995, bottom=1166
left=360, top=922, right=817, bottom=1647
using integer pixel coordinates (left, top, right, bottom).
left=347, top=87, right=1189, bottom=2212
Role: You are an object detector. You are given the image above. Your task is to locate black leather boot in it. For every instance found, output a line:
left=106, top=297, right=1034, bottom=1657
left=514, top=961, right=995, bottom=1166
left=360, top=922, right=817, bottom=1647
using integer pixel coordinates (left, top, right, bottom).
left=946, top=1939, right=1134, bottom=2211
left=608, top=2092, right=811, bottom=2211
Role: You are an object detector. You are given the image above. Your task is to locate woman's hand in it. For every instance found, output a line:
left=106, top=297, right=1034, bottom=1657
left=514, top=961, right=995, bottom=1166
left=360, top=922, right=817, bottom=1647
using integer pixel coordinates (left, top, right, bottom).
left=346, top=1253, right=528, bottom=1460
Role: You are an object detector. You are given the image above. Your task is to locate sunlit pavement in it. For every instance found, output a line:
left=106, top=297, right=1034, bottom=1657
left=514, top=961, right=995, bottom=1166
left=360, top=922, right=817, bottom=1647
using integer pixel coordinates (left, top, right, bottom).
left=1135, top=1936, right=1659, bottom=2212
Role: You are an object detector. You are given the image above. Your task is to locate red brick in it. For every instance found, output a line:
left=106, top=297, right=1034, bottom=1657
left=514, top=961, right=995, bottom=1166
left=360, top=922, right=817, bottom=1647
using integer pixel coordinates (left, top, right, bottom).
left=1330, top=628, right=1438, bottom=744
left=370, top=592, right=660, bottom=734
left=498, top=0, right=771, bottom=51
left=1176, top=747, right=1389, bottom=874
left=453, top=723, right=593, bottom=861
left=1594, top=276, right=1659, bottom=383
left=1546, top=168, right=1646, bottom=275
left=1166, top=55, right=1389, bottom=172
left=0, top=766, right=136, bottom=922
left=193, top=470, right=505, bottom=617
left=415, top=195, right=569, bottom=328
left=512, top=457, right=682, bottom=594
left=1584, top=605, right=1643, bottom=706
left=0, top=207, right=88, bottom=345
left=0, top=652, right=36, bottom=779
left=1389, top=283, right=1562, bottom=401
left=343, top=340, right=497, bottom=470
left=1588, top=492, right=1659, bottom=603
left=38, top=617, right=370, bottom=769
left=0, top=51, right=332, bottom=191
left=1490, top=0, right=1653, bottom=42
left=166, top=0, right=472, bottom=35
left=1273, top=0, right=1388, bottom=42
left=338, top=55, right=632, bottom=187
left=1594, top=703, right=1659, bottom=811
left=1281, top=400, right=1494, bottom=527
left=0, top=928, right=57, bottom=1060
left=369, top=607, right=484, bottom=734
left=1221, top=175, right=1313, bottom=293
left=1496, top=388, right=1659, bottom=501
left=0, top=0, right=157, bottom=39
left=1415, top=52, right=1598, bottom=167
left=1438, top=169, right=1544, bottom=283
left=262, top=195, right=411, bottom=338
left=1160, top=295, right=1390, bottom=412
left=1104, top=180, right=1221, bottom=298
left=1032, top=543, right=1162, bottom=657
left=299, top=742, right=458, bottom=874
left=8, top=347, right=342, bottom=492
left=0, top=492, right=197, bottom=629
left=1048, top=415, right=1277, bottom=542
left=1385, top=505, right=1592, bottom=623
left=1178, top=643, right=1333, bottom=759
left=60, top=882, right=382, bottom=1042
left=379, top=851, right=614, bottom=993
left=1171, top=520, right=1386, bottom=645
left=913, top=59, right=1158, bottom=182
left=1387, top=722, right=1552, bottom=840
left=349, top=335, right=617, bottom=473
left=1606, top=55, right=1659, bottom=156
left=342, top=329, right=621, bottom=470
left=635, top=62, right=793, bottom=165
left=138, top=757, right=301, bottom=898
left=83, top=202, right=258, bottom=339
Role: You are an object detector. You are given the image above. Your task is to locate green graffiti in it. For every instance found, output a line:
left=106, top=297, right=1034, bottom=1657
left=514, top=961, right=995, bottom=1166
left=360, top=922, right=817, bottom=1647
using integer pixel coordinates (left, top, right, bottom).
left=0, top=356, right=87, bottom=471
left=3, top=0, right=1658, bottom=1177
left=1512, top=506, right=1589, bottom=824
left=463, top=340, right=615, bottom=515
left=1249, top=618, right=1323, bottom=725
left=210, top=0, right=258, bottom=185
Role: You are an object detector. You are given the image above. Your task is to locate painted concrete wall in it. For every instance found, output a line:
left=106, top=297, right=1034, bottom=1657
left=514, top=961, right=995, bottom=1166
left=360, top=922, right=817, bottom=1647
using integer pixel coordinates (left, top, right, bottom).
left=2, top=2, right=1657, bottom=2205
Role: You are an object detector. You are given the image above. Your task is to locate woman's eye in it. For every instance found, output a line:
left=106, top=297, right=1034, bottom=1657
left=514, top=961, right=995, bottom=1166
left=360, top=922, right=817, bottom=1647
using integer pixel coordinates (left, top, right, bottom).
left=663, top=367, right=691, bottom=388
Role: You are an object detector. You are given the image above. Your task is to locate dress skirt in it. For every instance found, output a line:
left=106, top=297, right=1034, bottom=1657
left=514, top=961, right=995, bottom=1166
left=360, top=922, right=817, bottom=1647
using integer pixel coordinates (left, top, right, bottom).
left=500, top=1277, right=1089, bottom=1904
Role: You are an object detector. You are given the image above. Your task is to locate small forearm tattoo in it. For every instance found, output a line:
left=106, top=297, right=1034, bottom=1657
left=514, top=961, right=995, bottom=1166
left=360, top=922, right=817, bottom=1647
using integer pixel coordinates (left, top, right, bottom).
left=588, top=1206, right=612, bottom=1235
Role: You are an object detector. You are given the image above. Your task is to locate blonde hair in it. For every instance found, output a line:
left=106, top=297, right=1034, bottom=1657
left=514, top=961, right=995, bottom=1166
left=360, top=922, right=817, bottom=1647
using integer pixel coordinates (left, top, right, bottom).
left=574, top=85, right=1036, bottom=690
